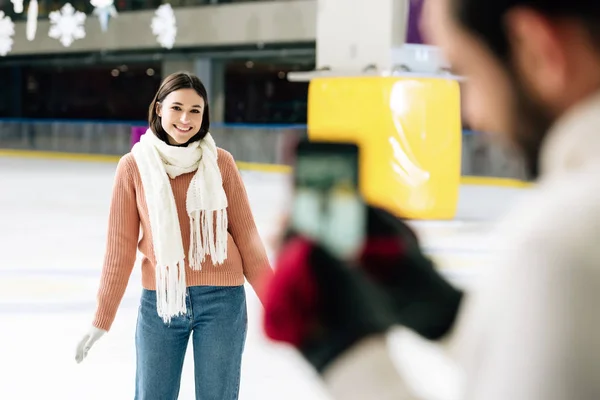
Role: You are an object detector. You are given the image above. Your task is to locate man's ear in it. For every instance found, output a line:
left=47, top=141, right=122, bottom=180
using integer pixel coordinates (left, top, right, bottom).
left=505, top=7, right=567, bottom=103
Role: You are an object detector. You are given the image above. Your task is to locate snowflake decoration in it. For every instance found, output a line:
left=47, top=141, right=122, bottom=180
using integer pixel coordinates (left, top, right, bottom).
left=0, top=11, right=15, bottom=57
left=26, top=0, right=38, bottom=41
left=151, top=3, right=177, bottom=49
left=90, top=0, right=117, bottom=32
left=48, top=3, right=86, bottom=47
left=11, top=0, right=23, bottom=13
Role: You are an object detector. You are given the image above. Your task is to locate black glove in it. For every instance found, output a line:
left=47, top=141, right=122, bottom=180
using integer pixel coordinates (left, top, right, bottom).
left=359, top=206, right=464, bottom=340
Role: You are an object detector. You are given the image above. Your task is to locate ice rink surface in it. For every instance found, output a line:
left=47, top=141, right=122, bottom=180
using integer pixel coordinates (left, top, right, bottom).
left=0, top=156, right=528, bottom=399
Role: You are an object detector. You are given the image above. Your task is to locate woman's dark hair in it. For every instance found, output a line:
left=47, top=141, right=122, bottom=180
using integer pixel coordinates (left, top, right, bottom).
left=148, top=71, right=210, bottom=146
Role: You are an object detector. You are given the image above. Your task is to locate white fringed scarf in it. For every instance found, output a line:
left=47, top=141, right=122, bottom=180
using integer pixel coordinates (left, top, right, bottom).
left=132, top=129, right=228, bottom=324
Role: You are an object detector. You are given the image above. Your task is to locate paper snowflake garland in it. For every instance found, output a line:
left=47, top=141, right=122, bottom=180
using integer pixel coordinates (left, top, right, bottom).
left=0, top=11, right=15, bottom=56
left=151, top=3, right=177, bottom=49
left=90, top=0, right=117, bottom=32
left=26, top=0, right=38, bottom=41
left=48, top=3, right=86, bottom=47
left=11, top=0, right=23, bottom=13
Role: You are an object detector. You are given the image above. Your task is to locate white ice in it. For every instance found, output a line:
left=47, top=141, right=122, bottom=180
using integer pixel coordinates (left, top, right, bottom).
left=0, top=156, right=527, bottom=399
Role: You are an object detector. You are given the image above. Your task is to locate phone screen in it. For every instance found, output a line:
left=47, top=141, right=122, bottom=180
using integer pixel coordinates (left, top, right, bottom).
left=290, top=140, right=366, bottom=260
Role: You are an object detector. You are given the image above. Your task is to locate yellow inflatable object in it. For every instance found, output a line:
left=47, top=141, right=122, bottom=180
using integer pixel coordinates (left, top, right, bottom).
left=307, top=76, right=462, bottom=220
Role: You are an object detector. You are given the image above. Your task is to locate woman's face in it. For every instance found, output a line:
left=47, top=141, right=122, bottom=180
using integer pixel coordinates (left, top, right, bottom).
left=157, top=88, right=205, bottom=145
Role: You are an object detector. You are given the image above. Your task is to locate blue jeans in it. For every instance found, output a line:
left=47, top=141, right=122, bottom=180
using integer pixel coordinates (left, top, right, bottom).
left=135, top=286, right=248, bottom=400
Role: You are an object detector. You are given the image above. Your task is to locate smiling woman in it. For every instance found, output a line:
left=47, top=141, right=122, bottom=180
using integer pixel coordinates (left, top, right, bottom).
left=74, top=71, right=273, bottom=400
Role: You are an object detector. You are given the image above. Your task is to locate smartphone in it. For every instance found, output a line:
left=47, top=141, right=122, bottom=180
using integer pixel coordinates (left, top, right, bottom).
left=290, top=140, right=367, bottom=260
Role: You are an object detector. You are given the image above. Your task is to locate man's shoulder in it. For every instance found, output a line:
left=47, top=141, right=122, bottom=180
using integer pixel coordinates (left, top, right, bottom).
left=527, top=169, right=600, bottom=227
left=498, top=169, right=600, bottom=264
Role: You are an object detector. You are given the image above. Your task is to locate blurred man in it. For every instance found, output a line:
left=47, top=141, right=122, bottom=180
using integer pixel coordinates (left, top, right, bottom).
left=262, top=0, right=600, bottom=399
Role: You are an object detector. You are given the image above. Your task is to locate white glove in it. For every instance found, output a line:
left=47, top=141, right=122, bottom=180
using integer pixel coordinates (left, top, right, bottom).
left=75, top=326, right=107, bottom=363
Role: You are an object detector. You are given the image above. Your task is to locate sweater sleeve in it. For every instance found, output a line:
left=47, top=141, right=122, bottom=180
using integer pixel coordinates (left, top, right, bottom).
left=219, top=149, right=273, bottom=301
left=323, top=335, right=424, bottom=400
left=93, top=155, right=140, bottom=331
left=322, top=330, right=463, bottom=400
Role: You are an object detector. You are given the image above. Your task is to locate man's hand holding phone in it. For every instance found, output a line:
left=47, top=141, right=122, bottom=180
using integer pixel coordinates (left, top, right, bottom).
left=262, top=204, right=464, bottom=374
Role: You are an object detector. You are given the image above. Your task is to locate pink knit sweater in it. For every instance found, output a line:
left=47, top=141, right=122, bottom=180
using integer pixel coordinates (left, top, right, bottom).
left=93, top=148, right=273, bottom=331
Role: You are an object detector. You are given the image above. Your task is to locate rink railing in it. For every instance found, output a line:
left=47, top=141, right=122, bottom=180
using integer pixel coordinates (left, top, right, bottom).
left=0, top=118, right=528, bottom=180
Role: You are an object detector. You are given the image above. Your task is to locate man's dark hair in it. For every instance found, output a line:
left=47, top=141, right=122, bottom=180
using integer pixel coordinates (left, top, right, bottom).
left=452, top=0, right=600, bottom=62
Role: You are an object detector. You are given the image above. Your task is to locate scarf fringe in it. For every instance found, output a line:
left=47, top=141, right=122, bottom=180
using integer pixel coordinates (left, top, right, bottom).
left=156, top=258, right=187, bottom=324
left=189, top=209, right=228, bottom=269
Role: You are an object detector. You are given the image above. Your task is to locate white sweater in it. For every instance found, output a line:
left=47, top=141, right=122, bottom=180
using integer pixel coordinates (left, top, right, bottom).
left=323, top=91, right=600, bottom=400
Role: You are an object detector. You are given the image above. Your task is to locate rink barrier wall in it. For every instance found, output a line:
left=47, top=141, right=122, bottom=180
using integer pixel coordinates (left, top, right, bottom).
left=0, top=118, right=529, bottom=183
left=0, top=148, right=530, bottom=188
